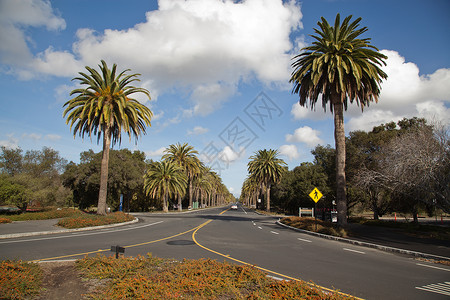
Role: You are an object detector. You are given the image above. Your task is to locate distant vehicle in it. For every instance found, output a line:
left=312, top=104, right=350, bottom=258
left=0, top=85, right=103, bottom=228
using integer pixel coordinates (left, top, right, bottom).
left=231, top=204, right=238, bottom=210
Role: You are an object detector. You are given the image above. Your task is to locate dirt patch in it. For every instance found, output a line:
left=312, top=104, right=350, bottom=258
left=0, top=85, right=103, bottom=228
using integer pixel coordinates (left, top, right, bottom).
left=32, top=260, right=105, bottom=300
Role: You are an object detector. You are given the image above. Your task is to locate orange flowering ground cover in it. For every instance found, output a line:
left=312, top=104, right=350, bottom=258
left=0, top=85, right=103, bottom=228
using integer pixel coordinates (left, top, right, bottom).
left=0, top=217, right=12, bottom=224
left=0, top=260, right=42, bottom=299
left=76, top=254, right=353, bottom=299
left=57, top=211, right=135, bottom=229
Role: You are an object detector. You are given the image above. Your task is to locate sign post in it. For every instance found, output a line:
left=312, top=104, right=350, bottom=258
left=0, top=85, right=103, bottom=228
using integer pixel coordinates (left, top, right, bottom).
left=309, top=188, right=323, bottom=231
left=111, top=245, right=125, bottom=259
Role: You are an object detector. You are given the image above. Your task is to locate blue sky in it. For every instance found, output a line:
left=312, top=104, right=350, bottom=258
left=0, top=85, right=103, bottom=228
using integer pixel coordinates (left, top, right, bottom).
left=1, top=0, right=449, bottom=197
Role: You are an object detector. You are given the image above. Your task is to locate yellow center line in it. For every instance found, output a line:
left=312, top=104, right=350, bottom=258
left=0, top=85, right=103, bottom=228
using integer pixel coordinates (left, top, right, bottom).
left=31, top=218, right=215, bottom=262
left=192, top=209, right=363, bottom=300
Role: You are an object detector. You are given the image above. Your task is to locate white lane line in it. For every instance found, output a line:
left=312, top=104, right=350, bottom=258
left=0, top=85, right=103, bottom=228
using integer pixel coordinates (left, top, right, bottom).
left=241, top=207, right=248, bottom=214
left=416, top=263, right=450, bottom=272
left=0, top=221, right=164, bottom=244
left=416, top=282, right=450, bottom=296
left=270, top=231, right=279, bottom=235
left=297, top=238, right=312, bottom=243
left=343, top=248, right=365, bottom=254
left=252, top=221, right=256, bottom=226
left=258, top=226, right=263, bottom=230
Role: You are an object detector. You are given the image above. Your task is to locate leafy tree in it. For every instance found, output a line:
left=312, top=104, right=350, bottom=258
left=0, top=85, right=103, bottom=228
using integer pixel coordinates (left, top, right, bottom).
left=0, top=175, right=30, bottom=210
left=143, top=160, right=188, bottom=213
left=62, top=149, right=148, bottom=211
left=0, top=147, right=70, bottom=209
left=162, top=143, right=202, bottom=210
left=271, top=163, right=330, bottom=215
left=0, top=147, right=23, bottom=176
left=247, top=149, right=286, bottom=212
left=63, top=60, right=152, bottom=215
left=290, top=14, right=387, bottom=226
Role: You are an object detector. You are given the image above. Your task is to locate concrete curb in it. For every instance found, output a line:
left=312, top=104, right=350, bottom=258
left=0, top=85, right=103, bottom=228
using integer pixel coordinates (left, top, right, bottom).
left=276, top=220, right=450, bottom=262
left=0, top=217, right=139, bottom=239
left=0, top=206, right=228, bottom=239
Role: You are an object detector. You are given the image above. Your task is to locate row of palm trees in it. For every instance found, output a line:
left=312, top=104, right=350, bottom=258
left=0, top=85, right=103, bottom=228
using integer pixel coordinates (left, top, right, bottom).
left=144, top=143, right=233, bottom=212
left=63, top=13, right=388, bottom=225
left=241, top=149, right=286, bottom=212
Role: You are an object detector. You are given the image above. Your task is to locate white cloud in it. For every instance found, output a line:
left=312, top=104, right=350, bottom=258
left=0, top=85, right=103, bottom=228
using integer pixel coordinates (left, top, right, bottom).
left=0, top=0, right=66, bottom=68
left=22, top=133, right=42, bottom=141
left=187, top=126, right=209, bottom=136
left=219, top=146, right=243, bottom=164
left=286, top=126, right=323, bottom=147
left=1, top=0, right=302, bottom=115
left=279, top=144, right=299, bottom=160
left=291, top=103, right=329, bottom=121
left=0, top=134, right=19, bottom=149
left=145, top=147, right=166, bottom=158
left=44, top=134, right=61, bottom=141
left=346, top=50, right=450, bottom=131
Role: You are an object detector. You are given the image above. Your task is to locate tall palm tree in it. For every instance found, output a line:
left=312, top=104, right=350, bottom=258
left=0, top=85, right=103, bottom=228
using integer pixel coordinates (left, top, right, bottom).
left=290, top=14, right=387, bottom=225
left=247, top=149, right=286, bottom=212
left=241, top=176, right=260, bottom=208
left=143, top=160, right=187, bottom=212
left=162, top=143, right=201, bottom=209
left=63, top=60, right=152, bottom=215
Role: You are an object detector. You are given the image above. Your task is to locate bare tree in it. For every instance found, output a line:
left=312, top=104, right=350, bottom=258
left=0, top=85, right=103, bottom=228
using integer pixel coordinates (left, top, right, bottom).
left=356, top=124, right=449, bottom=222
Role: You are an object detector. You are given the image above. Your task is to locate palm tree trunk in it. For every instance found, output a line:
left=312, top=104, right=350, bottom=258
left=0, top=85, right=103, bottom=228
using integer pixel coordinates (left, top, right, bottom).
left=97, top=127, right=111, bottom=215
left=188, top=179, right=193, bottom=208
left=333, top=102, right=347, bottom=226
left=178, top=194, right=182, bottom=212
left=163, top=190, right=169, bottom=213
left=266, top=183, right=271, bottom=212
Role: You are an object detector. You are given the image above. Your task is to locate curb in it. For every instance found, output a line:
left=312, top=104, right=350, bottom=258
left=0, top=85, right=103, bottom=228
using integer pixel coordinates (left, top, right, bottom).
left=276, top=221, right=450, bottom=262
left=0, top=217, right=139, bottom=239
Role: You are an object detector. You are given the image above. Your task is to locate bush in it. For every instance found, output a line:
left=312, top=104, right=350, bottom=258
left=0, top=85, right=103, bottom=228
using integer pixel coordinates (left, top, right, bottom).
left=57, top=211, right=135, bottom=229
left=281, top=217, right=348, bottom=237
left=0, top=260, right=42, bottom=299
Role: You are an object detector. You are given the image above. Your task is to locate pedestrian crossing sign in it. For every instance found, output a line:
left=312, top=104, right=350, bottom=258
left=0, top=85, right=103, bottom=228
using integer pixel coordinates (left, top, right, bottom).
left=309, top=188, right=323, bottom=203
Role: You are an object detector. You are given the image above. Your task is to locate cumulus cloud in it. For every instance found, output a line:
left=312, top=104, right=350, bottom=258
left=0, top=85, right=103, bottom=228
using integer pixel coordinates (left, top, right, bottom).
left=290, top=50, right=450, bottom=132
left=219, top=146, right=243, bottom=164
left=0, top=134, right=19, bottom=149
left=44, top=134, right=61, bottom=141
left=187, top=126, right=209, bottom=136
left=291, top=103, right=329, bottom=121
left=279, top=144, right=299, bottom=160
left=286, top=126, right=323, bottom=147
left=145, top=147, right=166, bottom=158
left=0, top=0, right=67, bottom=72
left=22, top=133, right=42, bottom=141
left=1, top=0, right=302, bottom=115
left=346, top=50, right=450, bottom=131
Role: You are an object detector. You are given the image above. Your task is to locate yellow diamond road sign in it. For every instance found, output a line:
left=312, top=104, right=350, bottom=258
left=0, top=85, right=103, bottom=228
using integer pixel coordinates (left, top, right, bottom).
left=309, top=188, right=323, bottom=203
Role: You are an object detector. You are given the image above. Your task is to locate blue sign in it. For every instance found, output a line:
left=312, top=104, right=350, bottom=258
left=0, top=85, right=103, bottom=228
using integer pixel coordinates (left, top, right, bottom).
left=119, top=194, right=123, bottom=211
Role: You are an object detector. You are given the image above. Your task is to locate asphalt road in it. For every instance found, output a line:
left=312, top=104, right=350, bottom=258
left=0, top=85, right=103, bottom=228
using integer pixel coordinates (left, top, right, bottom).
left=1, top=205, right=449, bottom=299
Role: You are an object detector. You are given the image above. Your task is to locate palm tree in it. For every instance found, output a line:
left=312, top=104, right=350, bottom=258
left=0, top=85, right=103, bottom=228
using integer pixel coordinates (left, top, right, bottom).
left=162, top=143, right=201, bottom=209
left=247, top=149, right=286, bottom=212
left=290, top=14, right=387, bottom=226
left=63, top=60, right=152, bottom=215
left=143, top=160, right=187, bottom=212
left=241, top=176, right=260, bottom=208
